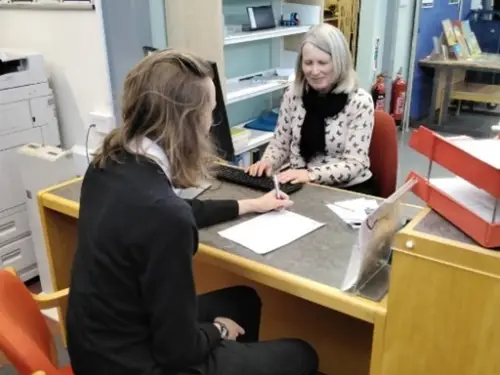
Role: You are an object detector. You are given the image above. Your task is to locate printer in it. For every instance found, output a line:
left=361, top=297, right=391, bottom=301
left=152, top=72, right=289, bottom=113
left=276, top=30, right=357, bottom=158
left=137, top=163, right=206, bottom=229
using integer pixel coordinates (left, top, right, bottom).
left=0, top=49, right=61, bottom=281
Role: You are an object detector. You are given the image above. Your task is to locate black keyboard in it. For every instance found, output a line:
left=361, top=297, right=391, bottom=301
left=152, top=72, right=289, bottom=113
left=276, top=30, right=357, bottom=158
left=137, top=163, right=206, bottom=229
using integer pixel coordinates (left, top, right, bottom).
left=213, top=164, right=303, bottom=195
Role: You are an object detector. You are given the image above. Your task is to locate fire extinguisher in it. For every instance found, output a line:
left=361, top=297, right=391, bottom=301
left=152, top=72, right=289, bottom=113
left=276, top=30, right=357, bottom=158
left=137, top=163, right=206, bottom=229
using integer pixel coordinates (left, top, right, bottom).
left=371, top=74, right=386, bottom=111
left=390, top=68, right=407, bottom=126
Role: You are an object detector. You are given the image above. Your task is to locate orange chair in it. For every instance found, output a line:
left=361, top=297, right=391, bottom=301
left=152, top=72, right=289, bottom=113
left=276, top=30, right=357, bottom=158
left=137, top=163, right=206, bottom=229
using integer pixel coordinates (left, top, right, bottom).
left=0, top=267, right=71, bottom=375
left=369, top=110, right=398, bottom=198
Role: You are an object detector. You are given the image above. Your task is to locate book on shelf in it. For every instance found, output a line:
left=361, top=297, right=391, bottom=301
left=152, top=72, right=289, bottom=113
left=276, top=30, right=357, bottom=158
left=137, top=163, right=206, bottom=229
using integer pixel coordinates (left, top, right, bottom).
left=442, top=19, right=468, bottom=59
left=230, top=127, right=251, bottom=152
left=460, top=20, right=482, bottom=57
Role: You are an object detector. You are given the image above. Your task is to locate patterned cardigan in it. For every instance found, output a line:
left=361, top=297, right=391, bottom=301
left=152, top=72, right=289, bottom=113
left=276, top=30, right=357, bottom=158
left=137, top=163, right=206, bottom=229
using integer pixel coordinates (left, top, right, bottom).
left=262, top=86, right=375, bottom=187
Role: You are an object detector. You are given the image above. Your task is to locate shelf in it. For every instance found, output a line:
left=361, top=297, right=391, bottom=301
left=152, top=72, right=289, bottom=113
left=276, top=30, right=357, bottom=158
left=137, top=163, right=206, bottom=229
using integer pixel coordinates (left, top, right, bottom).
left=451, top=82, right=500, bottom=104
left=224, top=25, right=312, bottom=46
left=233, top=123, right=274, bottom=155
left=226, top=69, right=292, bottom=105
left=0, top=1, right=94, bottom=10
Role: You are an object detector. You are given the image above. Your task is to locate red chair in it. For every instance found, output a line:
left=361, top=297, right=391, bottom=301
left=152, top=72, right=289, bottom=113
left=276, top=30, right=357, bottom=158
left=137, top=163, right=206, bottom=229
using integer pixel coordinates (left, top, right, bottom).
left=369, top=110, right=398, bottom=198
left=0, top=267, right=71, bottom=375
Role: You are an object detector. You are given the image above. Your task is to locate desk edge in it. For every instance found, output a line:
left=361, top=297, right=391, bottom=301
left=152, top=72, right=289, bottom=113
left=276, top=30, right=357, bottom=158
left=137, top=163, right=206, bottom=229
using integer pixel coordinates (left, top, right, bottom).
left=198, top=243, right=386, bottom=323
left=398, top=207, right=496, bottom=254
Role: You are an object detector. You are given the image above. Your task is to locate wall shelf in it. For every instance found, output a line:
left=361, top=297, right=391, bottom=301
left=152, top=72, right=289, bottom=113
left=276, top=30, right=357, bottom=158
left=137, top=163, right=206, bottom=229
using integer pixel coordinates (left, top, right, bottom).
left=224, top=25, right=312, bottom=46
left=0, top=3, right=93, bottom=10
left=226, top=69, right=292, bottom=105
left=163, top=0, right=324, bottom=165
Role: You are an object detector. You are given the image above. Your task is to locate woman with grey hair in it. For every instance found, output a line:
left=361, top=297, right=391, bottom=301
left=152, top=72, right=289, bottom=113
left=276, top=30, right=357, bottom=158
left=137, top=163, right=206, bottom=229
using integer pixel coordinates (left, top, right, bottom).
left=247, top=23, right=376, bottom=195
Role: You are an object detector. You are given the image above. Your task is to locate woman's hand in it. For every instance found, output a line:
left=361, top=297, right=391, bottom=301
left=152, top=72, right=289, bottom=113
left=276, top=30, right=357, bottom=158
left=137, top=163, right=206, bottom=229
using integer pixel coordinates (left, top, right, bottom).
left=278, top=169, right=311, bottom=184
left=214, top=317, right=245, bottom=340
left=246, top=159, right=273, bottom=177
left=238, top=191, right=293, bottom=215
left=253, top=191, right=293, bottom=212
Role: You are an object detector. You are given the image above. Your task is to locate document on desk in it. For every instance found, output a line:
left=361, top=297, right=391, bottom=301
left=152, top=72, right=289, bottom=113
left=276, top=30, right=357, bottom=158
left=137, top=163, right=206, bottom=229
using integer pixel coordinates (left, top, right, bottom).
left=218, top=210, right=324, bottom=255
left=326, top=198, right=379, bottom=228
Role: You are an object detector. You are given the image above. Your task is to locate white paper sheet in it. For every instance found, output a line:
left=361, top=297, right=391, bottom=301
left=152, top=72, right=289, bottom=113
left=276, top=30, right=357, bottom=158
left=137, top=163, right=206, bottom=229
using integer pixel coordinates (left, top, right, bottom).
left=430, top=177, right=500, bottom=223
left=327, top=198, right=379, bottom=228
left=450, top=138, right=500, bottom=169
left=218, top=210, right=324, bottom=255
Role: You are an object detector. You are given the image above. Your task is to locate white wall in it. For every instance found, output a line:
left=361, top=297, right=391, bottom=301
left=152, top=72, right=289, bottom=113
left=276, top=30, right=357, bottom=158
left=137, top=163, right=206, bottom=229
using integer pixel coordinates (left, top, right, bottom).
left=471, top=0, right=482, bottom=9
left=150, top=0, right=168, bottom=49
left=356, top=0, right=388, bottom=90
left=357, top=0, right=415, bottom=88
left=392, top=0, right=416, bottom=78
left=0, top=4, right=113, bottom=149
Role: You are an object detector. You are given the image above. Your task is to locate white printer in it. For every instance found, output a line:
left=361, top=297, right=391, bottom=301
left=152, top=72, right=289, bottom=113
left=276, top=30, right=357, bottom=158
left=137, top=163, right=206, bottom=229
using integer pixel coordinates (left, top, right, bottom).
left=0, top=49, right=61, bottom=281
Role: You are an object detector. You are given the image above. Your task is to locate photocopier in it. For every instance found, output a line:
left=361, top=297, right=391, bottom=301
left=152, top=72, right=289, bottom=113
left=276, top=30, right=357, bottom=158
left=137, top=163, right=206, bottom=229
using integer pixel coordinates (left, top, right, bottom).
left=0, top=49, right=61, bottom=281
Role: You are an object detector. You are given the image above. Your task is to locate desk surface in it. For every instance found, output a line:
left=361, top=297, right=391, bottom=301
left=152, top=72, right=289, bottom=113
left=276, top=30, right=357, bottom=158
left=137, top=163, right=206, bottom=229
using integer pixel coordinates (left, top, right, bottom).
left=42, top=178, right=418, bottom=287
left=40, top=177, right=423, bottom=322
left=407, top=207, right=499, bottom=250
left=419, top=53, right=500, bottom=71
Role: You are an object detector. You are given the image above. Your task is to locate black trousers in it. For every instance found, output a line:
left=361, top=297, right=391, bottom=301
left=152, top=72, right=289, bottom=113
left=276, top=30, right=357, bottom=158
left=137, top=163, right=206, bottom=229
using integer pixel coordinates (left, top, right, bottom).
left=195, top=286, right=319, bottom=375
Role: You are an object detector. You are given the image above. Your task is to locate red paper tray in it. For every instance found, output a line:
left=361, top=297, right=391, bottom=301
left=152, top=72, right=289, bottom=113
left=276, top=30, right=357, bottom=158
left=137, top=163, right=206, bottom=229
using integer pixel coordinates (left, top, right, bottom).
left=409, top=126, right=500, bottom=198
left=408, top=171, right=500, bottom=248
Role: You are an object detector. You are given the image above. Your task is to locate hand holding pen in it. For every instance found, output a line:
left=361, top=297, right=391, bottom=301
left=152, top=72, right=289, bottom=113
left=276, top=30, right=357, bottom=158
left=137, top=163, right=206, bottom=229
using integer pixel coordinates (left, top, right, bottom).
left=238, top=173, right=293, bottom=214
left=273, top=174, right=282, bottom=200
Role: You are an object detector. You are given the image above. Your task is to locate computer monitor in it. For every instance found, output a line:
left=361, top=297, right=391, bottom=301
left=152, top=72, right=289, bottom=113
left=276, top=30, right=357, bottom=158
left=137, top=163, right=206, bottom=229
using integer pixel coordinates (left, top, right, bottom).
left=141, top=47, right=235, bottom=162
left=209, top=61, right=235, bottom=162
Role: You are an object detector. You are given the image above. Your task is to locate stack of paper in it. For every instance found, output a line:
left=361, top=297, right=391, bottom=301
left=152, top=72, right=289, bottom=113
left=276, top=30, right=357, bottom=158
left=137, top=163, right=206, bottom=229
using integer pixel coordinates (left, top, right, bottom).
left=431, top=177, right=500, bottom=223
left=218, top=210, right=324, bottom=255
left=449, top=138, right=500, bottom=169
left=327, top=198, right=379, bottom=228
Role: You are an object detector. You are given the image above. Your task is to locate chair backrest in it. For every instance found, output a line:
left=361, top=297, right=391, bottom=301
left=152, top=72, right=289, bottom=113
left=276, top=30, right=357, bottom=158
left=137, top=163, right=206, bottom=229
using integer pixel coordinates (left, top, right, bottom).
left=369, top=110, right=398, bottom=198
left=0, top=269, right=58, bottom=375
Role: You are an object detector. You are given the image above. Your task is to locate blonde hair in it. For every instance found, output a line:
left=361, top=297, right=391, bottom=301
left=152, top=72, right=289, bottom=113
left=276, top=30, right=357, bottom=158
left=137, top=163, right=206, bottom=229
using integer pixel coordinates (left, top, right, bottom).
left=92, top=49, right=215, bottom=188
left=294, top=24, right=358, bottom=94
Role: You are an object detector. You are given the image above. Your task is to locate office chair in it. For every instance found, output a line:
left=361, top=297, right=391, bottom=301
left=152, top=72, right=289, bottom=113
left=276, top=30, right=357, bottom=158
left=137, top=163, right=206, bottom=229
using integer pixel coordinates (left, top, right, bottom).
left=369, top=110, right=398, bottom=198
left=0, top=268, right=71, bottom=375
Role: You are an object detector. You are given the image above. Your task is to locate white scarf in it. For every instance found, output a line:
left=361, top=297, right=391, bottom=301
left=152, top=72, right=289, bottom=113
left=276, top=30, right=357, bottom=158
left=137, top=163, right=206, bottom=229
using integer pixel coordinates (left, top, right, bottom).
left=128, top=137, right=181, bottom=194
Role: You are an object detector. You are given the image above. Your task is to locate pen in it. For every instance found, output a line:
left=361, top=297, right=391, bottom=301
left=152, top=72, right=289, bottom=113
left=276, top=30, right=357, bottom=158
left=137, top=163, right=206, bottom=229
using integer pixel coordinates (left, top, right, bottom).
left=272, top=175, right=281, bottom=199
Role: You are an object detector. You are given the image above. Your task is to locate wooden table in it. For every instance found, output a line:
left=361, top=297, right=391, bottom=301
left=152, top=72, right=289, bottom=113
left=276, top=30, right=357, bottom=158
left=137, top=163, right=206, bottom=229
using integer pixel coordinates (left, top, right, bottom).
left=419, top=53, right=500, bottom=135
left=39, top=177, right=420, bottom=375
left=39, top=176, right=500, bottom=374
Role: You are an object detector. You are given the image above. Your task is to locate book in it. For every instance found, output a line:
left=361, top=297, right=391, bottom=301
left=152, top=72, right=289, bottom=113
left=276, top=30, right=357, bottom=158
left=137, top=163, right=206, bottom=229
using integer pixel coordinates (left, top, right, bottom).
left=461, top=20, right=482, bottom=57
left=442, top=19, right=465, bottom=59
left=451, top=20, right=471, bottom=59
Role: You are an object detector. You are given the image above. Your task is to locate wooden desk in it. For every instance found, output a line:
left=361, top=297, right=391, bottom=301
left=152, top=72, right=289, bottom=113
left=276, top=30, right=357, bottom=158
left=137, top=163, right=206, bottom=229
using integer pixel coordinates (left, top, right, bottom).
left=385, top=207, right=500, bottom=375
left=38, top=177, right=420, bottom=375
left=419, top=54, right=500, bottom=136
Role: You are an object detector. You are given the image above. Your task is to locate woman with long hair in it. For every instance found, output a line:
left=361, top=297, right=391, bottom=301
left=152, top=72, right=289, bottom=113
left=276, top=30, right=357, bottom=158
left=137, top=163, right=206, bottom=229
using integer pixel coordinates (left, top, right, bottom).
left=66, top=49, right=318, bottom=375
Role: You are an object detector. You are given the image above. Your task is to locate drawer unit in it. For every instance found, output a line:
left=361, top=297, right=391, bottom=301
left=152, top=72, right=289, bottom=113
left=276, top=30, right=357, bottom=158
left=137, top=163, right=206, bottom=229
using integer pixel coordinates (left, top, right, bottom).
left=0, top=235, right=37, bottom=281
left=0, top=205, right=30, bottom=246
left=0, top=205, right=37, bottom=281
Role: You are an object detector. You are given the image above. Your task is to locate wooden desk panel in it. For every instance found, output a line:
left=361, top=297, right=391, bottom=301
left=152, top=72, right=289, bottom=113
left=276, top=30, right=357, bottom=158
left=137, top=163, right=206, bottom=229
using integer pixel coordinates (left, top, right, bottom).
left=385, top=208, right=500, bottom=375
